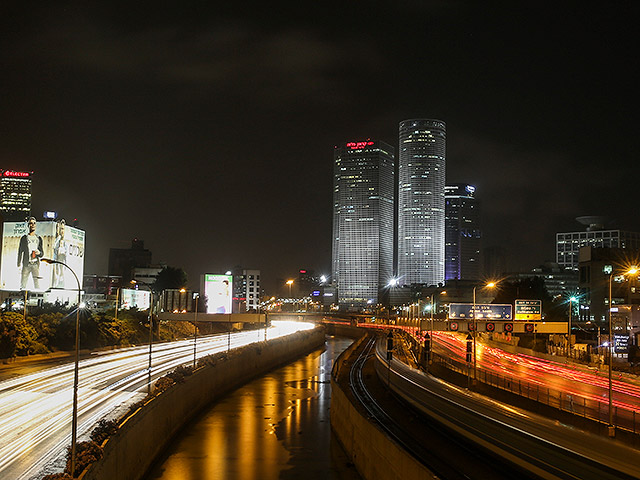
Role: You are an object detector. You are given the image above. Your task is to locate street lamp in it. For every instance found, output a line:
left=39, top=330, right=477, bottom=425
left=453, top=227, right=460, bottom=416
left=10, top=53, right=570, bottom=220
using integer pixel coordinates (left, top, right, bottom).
left=41, top=258, right=82, bottom=478
left=192, top=292, right=199, bottom=368
left=568, top=295, right=577, bottom=355
left=132, top=280, right=155, bottom=394
left=472, top=282, right=496, bottom=385
left=607, top=265, right=638, bottom=437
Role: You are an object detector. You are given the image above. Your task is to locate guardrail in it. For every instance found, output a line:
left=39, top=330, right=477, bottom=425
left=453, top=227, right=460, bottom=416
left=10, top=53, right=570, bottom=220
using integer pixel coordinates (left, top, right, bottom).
left=432, top=350, right=640, bottom=436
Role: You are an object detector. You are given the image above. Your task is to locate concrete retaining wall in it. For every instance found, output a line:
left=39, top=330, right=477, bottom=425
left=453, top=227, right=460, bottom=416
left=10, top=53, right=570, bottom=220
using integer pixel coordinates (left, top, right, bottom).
left=330, top=336, right=436, bottom=480
left=83, top=325, right=325, bottom=480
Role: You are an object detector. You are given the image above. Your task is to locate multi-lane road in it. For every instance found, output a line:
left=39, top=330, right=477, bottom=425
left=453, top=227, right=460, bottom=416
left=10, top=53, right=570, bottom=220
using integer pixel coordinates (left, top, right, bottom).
left=0, top=321, right=314, bottom=480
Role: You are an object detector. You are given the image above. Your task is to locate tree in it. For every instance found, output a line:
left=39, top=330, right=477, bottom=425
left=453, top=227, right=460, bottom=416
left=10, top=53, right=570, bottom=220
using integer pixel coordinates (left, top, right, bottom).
left=152, top=266, right=188, bottom=292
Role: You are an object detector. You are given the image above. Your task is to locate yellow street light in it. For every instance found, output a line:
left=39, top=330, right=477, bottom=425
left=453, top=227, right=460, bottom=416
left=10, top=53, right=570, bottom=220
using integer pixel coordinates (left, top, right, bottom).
left=472, top=281, right=498, bottom=386
left=607, top=265, right=639, bottom=436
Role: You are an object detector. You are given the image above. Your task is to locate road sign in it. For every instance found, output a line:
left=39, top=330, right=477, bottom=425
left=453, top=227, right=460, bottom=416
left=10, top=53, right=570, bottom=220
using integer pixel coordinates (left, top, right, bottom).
left=515, top=299, right=542, bottom=320
left=486, top=322, right=495, bottom=332
left=449, top=303, right=512, bottom=320
left=504, top=322, right=513, bottom=333
left=524, top=323, right=535, bottom=333
left=449, top=322, right=458, bottom=331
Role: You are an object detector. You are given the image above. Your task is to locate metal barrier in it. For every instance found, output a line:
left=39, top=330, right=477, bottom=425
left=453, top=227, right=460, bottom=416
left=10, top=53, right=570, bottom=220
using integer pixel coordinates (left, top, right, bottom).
left=431, top=352, right=639, bottom=436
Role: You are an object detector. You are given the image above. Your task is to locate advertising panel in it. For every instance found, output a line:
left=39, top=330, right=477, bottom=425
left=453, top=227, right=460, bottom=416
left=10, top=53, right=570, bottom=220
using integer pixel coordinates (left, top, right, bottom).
left=1, top=219, right=85, bottom=292
left=203, top=274, right=233, bottom=314
left=448, top=303, right=513, bottom=320
left=515, top=299, right=542, bottom=320
left=121, top=288, right=151, bottom=310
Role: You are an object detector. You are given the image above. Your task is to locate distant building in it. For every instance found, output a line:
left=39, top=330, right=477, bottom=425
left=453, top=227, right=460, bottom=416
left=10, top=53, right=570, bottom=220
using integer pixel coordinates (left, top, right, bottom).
left=231, top=267, right=261, bottom=312
left=506, top=263, right=578, bottom=299
left=332, top=139, right=395, bottom=309
left=108, top=239, right=152, bottom=284
left=160, top=288, right=195, bottom=312
left=556, top=216, right=640, bottom=271
left=397, top=119, right=446, bottom=287
left=83, top=274, right=122, bottom=295
left=577, top=246, right=640, bottom=326
left=0, top=170, right=32, bottom=222
left=297, top=269, right=319, bottom=297
left=445, top=183, right=481, bottom=281
left=482, top=245, right=513, bottom=279
left=132, top=266, right=163, bottom=287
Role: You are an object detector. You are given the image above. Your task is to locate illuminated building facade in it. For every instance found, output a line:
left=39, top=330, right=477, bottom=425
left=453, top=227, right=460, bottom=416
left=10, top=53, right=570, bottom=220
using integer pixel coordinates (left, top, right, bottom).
left=556, top=217, right=640, bottom=271
left=332, top=140, right=395, bottom=309
left=0, top=170, right=33, bottom=222
left=397, top=119, right=446, bottom=286
left=445, top=184, right=481, bottom=281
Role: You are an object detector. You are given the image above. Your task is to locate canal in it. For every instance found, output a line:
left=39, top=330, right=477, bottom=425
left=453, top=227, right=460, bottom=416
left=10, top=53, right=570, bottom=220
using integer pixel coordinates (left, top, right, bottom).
left=145, top=335, right=361, bottom=480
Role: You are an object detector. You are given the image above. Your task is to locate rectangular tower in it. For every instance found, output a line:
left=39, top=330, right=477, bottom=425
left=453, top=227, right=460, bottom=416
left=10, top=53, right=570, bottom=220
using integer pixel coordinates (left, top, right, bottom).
left=445, top=183, right=481, bottom=281
left=332, top=140, right=394, bottom=309
left=398, top=119, right=446, bottom=286
left=0, top=170, right=33, bottom=222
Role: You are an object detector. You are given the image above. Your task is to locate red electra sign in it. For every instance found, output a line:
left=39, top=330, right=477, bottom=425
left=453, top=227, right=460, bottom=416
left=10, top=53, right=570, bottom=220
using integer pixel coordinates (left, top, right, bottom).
left=2, top=170, right=31, bottom=178
left=346, top=141, right=374, bottom=150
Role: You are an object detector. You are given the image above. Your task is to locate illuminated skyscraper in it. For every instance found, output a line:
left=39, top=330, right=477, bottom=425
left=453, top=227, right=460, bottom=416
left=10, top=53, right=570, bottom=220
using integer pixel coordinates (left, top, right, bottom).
left=397, top=119, right=446, bottom=286
left=445, top=183, right=481, bottom=281
left=0, top=170, right=33, bottom=222
left=332, top=140, right=395, bottom=309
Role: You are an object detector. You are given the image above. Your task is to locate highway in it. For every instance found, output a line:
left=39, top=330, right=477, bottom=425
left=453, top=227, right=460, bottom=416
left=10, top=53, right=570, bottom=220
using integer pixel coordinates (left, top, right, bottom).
left=427, top=331, right=640, bottom=430
left=376, top=333, right=640, bottom=479
left=0, top=321, right=315, bottom=480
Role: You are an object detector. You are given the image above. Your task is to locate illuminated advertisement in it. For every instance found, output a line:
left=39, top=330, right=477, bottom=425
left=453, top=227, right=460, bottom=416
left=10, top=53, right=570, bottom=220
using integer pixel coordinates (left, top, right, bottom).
left=1, top=219, right=85, bottom=292
left=448, top=303, right=512, bottom=320
left=203, top=274, right=232, bottom=314
left=120, top=288, right=151, bottom=310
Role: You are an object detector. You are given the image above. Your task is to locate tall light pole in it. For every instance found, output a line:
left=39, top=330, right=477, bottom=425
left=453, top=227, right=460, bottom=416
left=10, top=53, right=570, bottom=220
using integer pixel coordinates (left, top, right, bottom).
left=472, top=282, right=496, bottom=385
left=42, top=258, right=81, bottom=478
left=608, top=266, right=639, bottom=437
left=192, top=292, right=199, bottom=368
left=133, top=280, right=155, bottom=395
left=568, top=295, right=577, bottom=355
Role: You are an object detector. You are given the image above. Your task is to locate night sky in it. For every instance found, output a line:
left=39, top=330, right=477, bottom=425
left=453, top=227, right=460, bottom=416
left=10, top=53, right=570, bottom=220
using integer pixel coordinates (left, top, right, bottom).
left=1, top=2, right=636, bottom=292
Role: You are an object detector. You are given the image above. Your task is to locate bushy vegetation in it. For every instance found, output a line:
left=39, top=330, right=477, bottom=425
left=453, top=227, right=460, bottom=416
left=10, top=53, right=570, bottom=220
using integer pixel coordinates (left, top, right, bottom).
left=0, top=308, right=196, bottom=359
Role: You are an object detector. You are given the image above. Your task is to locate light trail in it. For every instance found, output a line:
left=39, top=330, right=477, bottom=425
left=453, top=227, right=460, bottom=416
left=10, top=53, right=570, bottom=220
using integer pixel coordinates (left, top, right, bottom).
left=0, top=321, right=314, bottom=480
left=431, top=331, right=640, bottom=416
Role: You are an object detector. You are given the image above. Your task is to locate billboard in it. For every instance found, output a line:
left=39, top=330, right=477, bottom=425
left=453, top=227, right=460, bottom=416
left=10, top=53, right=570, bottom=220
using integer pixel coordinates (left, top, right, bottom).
left=120, top=288, right=151, bottom=310
left=203, top=274, right=233, bottom=314
left=448, top=303, right=513, bottom=320
left=1, top=219, right=85, bottom=292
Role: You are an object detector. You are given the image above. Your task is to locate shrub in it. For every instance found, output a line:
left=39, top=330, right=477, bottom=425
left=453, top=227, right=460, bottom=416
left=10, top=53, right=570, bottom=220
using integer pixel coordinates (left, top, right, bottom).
left=90, top=419, right=118, bottom=445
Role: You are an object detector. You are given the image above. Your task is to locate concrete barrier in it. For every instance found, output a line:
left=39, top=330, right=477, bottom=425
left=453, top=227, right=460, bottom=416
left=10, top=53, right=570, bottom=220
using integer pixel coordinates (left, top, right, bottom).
left=82, top=325, right=325, bottom=480
left=330, top=335, right=436, bottom=480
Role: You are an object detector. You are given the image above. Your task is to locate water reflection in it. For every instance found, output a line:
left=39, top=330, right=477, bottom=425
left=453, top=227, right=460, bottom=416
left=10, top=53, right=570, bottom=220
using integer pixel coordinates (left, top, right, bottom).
left=145, top=336, right=360, bottom=480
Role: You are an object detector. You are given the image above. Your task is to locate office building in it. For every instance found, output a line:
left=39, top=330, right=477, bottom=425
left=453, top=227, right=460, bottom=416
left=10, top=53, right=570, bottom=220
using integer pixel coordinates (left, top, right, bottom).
left=397, top=119, right=446, bottom=287
left=332, top=139, right=394, bottom=309
left=231, top=267, right=261, bottom=312
left=445, top=183, right=481, bottom=281
left=578, top=247, right=640, bottom=331
left=108, top=238, right=153, bottom=284
left=0, top=170, right=33, bottom=222
left=556, top=216, right=640, bottom=271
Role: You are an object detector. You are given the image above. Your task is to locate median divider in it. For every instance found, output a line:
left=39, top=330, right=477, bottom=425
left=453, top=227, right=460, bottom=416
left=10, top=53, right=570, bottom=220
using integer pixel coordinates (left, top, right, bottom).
left=330, top=333, right=436, bottom=480
left=81, top=325, right=325, bottom=480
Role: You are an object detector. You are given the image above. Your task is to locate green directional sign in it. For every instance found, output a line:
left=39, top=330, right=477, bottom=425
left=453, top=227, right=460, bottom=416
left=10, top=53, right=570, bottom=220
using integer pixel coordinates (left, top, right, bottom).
left=515, top=299, right=542, bottom=320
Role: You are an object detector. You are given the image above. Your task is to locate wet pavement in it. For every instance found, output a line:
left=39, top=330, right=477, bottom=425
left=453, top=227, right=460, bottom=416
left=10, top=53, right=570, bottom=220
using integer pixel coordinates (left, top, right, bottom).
left=145, top=335, right=361, bottom=480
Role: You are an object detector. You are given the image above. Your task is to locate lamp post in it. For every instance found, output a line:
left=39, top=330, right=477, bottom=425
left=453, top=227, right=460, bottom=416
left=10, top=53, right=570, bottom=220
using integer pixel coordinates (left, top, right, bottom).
left=42, top=258, right=81, bottom=478
left=472, top=282, right=496, bottom=386
left=568, top=295, right=577, bottom=355
left=193, top=292, right=199, bottom=368
left=607, top=266, right=639, bottom=437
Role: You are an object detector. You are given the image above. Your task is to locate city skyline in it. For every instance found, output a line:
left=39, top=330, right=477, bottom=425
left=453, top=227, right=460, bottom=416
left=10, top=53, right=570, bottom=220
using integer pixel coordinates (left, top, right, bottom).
left=1, top=3, right=636, bottom=292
